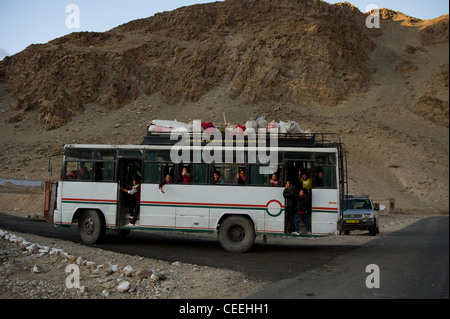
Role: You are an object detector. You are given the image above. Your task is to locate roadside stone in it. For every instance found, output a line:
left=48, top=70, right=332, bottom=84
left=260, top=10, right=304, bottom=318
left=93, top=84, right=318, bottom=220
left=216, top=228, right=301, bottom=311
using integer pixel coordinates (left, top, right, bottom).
left=26, top=243, right=39, bottom=254
left=150, top=273, right=160, bottom=282
left=102, top=280, right=116, bottom=289
left=78, top=286, right=89, bottom=296
left=161, top=280, right=176, bottom=289
left=32, top=265, right=43, bottom=274
left=18, top=241, right=30, bottom=251
left=76, top=256, right=85, bottom=265
left=102, top=289, right=110, bottom=297
left=136, top=269, right=153, bottom=279
left=117, top=281, right=130, bottom=293
left=67, top=255, right=77, bottom=262
left=129, top=281, right=137, bottom=293
left=50, top=248, right=63, bottom=256
left=85, top=261, right=97, bottom=271
left=122, top=265, right=133, bottom=277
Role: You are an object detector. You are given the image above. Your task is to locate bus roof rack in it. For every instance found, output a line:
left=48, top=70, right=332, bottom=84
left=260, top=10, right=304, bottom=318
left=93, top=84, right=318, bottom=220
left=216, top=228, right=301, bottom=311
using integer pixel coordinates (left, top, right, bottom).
left=141, top=131, right=343, bottom=148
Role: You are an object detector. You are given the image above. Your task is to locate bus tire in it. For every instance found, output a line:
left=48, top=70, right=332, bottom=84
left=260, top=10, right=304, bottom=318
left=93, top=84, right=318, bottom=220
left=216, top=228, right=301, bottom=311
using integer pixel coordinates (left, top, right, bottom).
left=218, top=215, right=256, bottom=253
left=78, top=210, right=106, bottom=244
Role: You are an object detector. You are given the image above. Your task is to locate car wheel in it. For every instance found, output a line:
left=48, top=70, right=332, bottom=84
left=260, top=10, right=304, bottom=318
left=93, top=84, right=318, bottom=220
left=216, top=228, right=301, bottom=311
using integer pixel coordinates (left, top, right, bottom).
left=369, top=221, right=377, bottom=236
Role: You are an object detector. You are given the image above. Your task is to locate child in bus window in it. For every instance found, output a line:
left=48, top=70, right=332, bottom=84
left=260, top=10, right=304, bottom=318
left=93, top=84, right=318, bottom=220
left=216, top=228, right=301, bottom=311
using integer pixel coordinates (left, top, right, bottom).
left=315, top=170, right=324, bottom=187
left=159, top=174, right=173, bottom=194
left=270, top=173, right=281, bottom=186
left=77, top=162, right=90, bottom=180
left=236, top=169, right=245, bottom=185
left=213, top=171, right=225, bottom=184
left=180, top=166, right=192, bottom=183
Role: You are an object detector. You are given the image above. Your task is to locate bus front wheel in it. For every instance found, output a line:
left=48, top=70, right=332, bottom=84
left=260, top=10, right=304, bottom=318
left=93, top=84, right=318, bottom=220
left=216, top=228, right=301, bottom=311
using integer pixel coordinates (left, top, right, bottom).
left=78, top=210, right=106, bottom=244
left=218, top=216, right=256, bottom=253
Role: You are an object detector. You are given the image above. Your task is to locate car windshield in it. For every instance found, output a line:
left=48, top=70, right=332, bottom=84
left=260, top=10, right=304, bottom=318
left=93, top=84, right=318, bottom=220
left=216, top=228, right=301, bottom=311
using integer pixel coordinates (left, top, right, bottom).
left=345, top=199, right=372, bottom=210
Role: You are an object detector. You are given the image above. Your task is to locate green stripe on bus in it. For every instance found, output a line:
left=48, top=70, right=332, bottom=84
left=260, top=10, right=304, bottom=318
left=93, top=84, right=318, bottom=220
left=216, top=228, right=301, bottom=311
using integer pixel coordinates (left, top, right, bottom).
left=62, top=201, right=117, bottom=205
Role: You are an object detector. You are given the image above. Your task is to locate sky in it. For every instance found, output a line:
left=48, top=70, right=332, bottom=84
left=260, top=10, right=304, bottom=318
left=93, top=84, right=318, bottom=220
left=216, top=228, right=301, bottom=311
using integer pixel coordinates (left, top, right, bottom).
left=0, top=0, right=449, bottom=60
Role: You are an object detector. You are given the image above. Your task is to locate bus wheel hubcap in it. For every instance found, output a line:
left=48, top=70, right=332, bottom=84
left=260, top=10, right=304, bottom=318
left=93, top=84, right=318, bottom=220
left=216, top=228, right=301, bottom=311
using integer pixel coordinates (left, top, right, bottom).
left=230, top=226, right=244, bottom=242
left=83, top=218, right=94, bottom=235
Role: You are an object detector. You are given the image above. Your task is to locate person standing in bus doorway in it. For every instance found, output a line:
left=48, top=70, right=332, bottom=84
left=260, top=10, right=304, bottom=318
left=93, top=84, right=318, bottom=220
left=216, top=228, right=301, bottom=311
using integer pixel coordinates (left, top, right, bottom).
left=300, top=172, right=312, bottom=193
left=293, top=188, right=311, bottom=235
left=283, top=180, right=297, bottom=233
left=120, top=176, right=141, bottom=226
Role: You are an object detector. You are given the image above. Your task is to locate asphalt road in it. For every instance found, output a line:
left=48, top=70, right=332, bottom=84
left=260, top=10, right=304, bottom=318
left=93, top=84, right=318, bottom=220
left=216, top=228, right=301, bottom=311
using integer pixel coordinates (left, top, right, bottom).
left=0, top=212, right=448, bottom=298
left=249, top=216, right=449, bottom=299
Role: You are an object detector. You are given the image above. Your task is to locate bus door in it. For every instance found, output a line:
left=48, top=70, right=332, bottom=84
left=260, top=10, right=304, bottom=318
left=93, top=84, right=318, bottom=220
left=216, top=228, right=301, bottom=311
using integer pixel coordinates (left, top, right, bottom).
left=283, top=160, right=313, bottom=233
left=117, top=158, right=143, bottom=226
left=311, top=154, right=339, bottom=235
left=310, top=188, right=339, bottom=235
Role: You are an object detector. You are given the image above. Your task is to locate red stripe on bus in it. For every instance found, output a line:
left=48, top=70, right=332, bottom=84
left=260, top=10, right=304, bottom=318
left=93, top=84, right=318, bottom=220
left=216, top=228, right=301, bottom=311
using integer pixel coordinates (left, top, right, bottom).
left=141, top=201, right=267, bottom=208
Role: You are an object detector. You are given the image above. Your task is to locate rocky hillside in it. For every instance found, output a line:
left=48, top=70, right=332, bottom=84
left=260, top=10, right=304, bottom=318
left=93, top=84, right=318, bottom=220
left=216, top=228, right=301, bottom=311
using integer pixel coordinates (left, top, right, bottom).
left=0, top=0, right=379, bottom=128
left=0, top=0, right=448, bottom=210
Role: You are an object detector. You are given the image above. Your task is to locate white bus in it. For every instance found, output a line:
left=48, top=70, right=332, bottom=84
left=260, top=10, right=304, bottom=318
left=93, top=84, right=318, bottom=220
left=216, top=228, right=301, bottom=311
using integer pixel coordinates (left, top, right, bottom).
left=48, top=131, right=347, bottom=253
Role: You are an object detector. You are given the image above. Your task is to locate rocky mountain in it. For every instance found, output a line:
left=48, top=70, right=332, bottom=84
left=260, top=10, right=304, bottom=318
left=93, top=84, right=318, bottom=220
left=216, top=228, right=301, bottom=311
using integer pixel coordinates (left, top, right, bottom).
left=1, top=0, right=380, bottom=128
left=0, top=0, right=448, bottom=210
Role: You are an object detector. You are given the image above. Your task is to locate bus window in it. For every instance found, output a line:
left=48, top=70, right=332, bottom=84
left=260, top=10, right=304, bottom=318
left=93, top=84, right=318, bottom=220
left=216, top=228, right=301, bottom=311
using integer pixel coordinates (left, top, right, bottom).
left=119, top=149, right=144, bottom=158
left=314, top=153, right=337, bottom=188
left=144, top=162, right=175, bottom=183
left=214, top=164, right=244, bottom=184
left=249, top=165, right=282, bottom=186
left=191, top=164, right=208, bottom=184
left=145, top=150, right=171, bottom=162
left=94, top=162, right=115, bottom=182
left=249, top=165, right=269, bottom=185
left=315, top=166, right=336, bottom=188
left=179, top=164, right=192, bottom=183
left=237, top=166, right=246, bottom=185
left=315, top=153, right=336, bottom=165
left=65, top=161, right=92, bottom=180
left=65, top=149, right=93, bottom=161
left=94, top=150, right=116, bottom=160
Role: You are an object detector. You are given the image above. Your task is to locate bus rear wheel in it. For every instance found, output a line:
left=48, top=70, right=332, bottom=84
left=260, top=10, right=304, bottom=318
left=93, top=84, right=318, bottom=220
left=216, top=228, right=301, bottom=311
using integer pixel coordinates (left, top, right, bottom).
left=218, top=216, right=255, bottom=253
left=78, top=210, right=106, bottom=244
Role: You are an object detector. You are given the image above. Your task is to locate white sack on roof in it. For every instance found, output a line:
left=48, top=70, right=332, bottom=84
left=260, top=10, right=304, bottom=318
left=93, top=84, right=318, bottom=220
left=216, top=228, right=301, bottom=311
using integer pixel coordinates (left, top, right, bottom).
left=148, top=120, right=188, bottom=133
left=285, top=121, right=304, bottom=134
